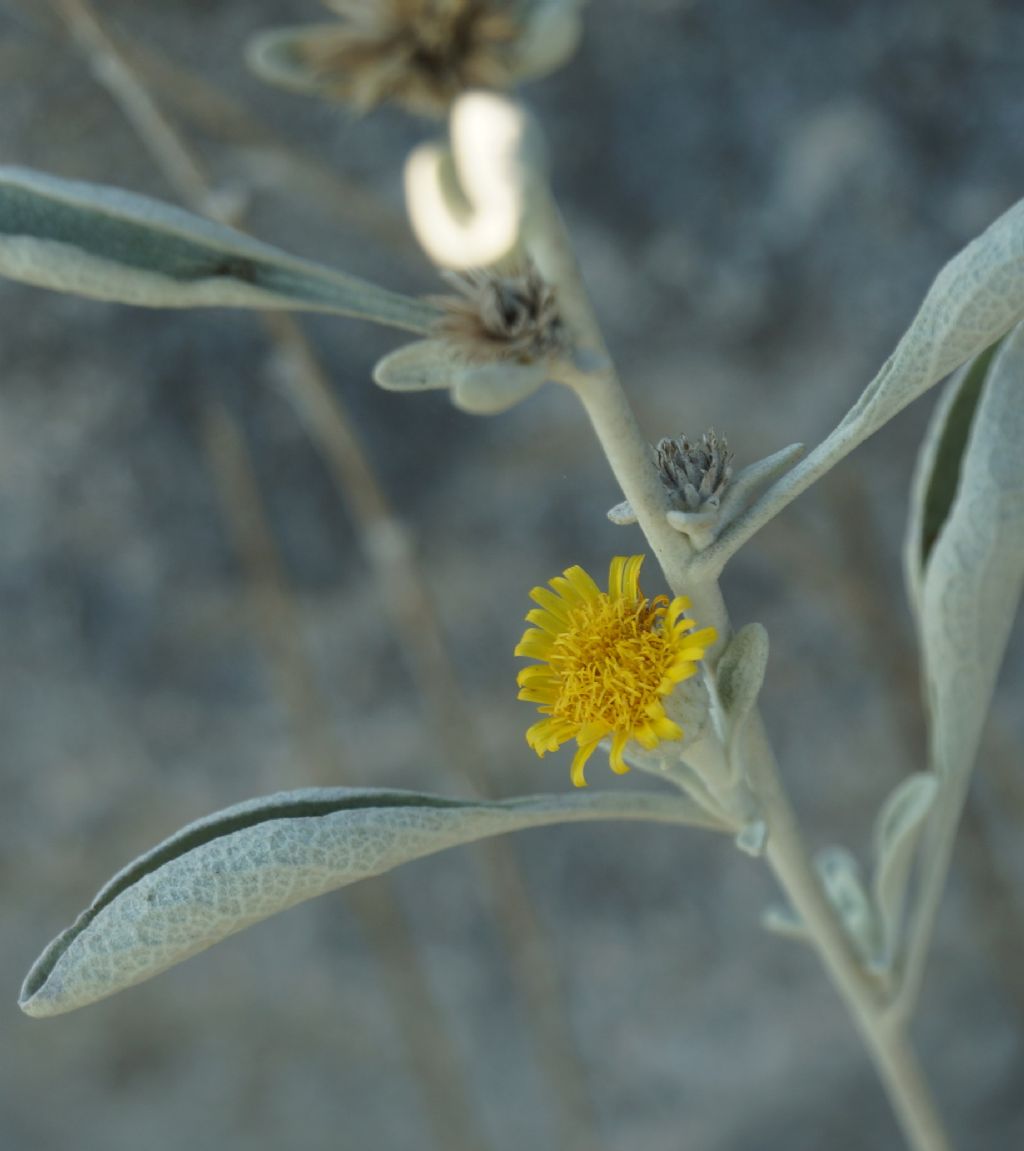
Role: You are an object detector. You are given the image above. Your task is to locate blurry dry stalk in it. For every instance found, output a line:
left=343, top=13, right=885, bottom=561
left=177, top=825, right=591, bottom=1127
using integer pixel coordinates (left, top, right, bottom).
left=200, top=401, right=490, bottom=1151
left=104, top=25, right=414, bottom=254
left=53, top=5, right=605, bottom=1147
left=431, top=261, right=567, bottom=361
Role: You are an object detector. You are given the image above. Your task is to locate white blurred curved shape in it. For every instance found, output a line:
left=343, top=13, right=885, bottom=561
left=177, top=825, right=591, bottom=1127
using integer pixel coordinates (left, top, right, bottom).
left=405, top=92, right=532, bottom=268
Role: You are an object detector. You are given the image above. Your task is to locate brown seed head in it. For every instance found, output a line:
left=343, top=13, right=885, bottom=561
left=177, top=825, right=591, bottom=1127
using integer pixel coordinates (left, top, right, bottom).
left=431, top=262, right=567, bottom=362
left=304, top=0, right=524, bottom=114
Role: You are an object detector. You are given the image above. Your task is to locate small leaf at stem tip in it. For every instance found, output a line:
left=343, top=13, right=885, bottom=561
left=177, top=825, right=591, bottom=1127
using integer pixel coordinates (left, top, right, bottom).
left=816, top=846, right=881, bottom=962
left=761, top=904, right=809, bottom=942
left=715, top=623, right=769, bottom=729
left=451, top=360, right=549, bottom=414
left=20, top=786, right=726, bottom=1018
left=735, top=820, right=768, bottom=857
left=665, top=508, right=719, bottom=548
left=606, top=499, right=637, bottom=525
left=373, top=339, right=460, bottom=392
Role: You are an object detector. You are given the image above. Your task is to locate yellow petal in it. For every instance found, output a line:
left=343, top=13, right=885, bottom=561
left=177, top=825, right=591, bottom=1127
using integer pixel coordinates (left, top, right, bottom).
left=518, top=687, right=557, bottom=704
left=563, top=565, right=601, bottom=602
left=570, top=740, right=601, bottom=788
left=622, top=555, right=645, bottom=600
left=683, top=626, right=717, bottom=649
left=609, top=732, right=631, bottom=775
left=525, top=608, right=568, bottom=636
left=514, top=630, right=555, bottom=658
left=652, top=715, right=683, bottom=741
left=529, top=586, right=573, bottom=621
left=608, top=555, right=626, bottom=600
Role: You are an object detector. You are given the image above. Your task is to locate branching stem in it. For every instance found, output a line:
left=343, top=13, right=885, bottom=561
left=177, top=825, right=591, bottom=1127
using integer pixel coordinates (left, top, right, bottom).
left=528, top=178, right=955, bottom=1151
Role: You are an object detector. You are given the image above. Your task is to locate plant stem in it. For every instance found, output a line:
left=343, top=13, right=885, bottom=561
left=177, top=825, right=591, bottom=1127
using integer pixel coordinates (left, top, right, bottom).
left=742, top=718, right=952, bottom=1151
left=528, top=181, right=955, bottom=1151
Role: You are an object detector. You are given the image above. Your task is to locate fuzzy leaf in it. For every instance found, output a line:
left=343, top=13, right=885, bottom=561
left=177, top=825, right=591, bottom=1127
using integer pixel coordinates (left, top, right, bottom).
left=692, top=193, right=1024, bottom=579
left=911, top=324, right=1024, bottom=785
left=715, top=622, right=769, bottom=731
left=20, top=786, right=723, bottom=1018
left=903, top=343, right=998, bottom=617
left=245, top=26, right=344, bottom=99
left=871, top=774, right=938, bottom=969
left=0, top=167, right=438, bottom=332
left=816, top=847, right=880, bottom=962
left=373, top=339, right=549, bottom=413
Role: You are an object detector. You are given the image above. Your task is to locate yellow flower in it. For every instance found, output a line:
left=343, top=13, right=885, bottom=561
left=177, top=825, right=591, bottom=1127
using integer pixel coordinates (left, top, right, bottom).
left=515, top=555, right=717, bottom=787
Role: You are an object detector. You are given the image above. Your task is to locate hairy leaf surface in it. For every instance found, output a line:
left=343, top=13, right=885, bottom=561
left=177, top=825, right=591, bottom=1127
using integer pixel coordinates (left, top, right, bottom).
left=0, top=167, right=438, bottom=331
left=21, top=786, right=722, bottom=1018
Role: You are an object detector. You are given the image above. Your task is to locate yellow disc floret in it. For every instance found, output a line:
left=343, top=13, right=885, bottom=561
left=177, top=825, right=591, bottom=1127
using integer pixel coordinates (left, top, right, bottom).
left=515, top=555, right=717, bottom=787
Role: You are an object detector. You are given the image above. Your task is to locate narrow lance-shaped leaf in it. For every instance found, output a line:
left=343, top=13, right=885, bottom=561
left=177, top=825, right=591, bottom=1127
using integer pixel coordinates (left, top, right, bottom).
left=692, top=193, right=1024, bottom=577
left=20, top=786, right=725, bottom=1019
left=893, top=323, right=1024, bottom=1015
left=910, top=324, right=1024, bottom=785
left=0, top=167, right=439, bottom=332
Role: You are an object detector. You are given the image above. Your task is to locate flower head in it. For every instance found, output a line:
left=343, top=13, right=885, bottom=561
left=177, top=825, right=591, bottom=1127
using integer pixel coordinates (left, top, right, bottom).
left=656, top=429, right=733, bottom=511
left=515, top=556, right=717, bottom=787
left=432, top=262, right=566, bottom=363
left=248, top=0, right=582, bottom=118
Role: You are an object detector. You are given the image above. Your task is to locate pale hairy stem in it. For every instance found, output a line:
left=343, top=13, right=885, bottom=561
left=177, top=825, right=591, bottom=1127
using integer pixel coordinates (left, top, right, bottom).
left=743, top=719, right=952, bottom=1151
left=55, top=7, right=607, bottom=1147
left=527, top=182, right=954, bottom=1151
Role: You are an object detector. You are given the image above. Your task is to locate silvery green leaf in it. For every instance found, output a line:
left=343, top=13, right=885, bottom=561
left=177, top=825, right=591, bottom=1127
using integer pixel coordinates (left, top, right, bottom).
left=816, top=847, right=880, bottom=962
left=761, top=904, right=809, bottom=942
left=870, top=774, right=938, bottom=970
left=0, top=167, right=438, bottom=332
left=691, top=194, right=1024, bottom=578
left=893, top=328, right=1024, bottom=1015
left=903, top=342, right=999, bottom=620
left=735, top=819, right=768, bottom=858
left=373, top=340, right=549, bottom=413
left=511, top=1, right=584, bottom=82
left=715, top=442, right=804, bottom=528
left=715, top=622, right=769, bottom=733
left=245, top=26, right=343, bottom=99
left=450, top=360, right=548, bottom=414
left=606, top=499, right=637, bottom=525
left=20, top=786, right=723, bottom=1018
left=911, top=324, right=1024, bottom=784
left=373, top=340, right=456, bottom=392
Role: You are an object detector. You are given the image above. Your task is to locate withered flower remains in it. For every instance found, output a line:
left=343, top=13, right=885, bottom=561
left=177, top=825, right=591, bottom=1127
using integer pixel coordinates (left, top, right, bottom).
left=248, top=0, right=583, bottom=117
left=433, top=263, right=566, bottom=362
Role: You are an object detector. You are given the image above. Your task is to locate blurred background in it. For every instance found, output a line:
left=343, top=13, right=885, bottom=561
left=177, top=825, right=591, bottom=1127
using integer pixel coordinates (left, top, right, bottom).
left=2, top=1, right=1023, bottom=1149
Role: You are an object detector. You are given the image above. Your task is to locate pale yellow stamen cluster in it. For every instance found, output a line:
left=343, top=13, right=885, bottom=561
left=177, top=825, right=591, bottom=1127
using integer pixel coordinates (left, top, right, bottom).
left=515, top=556, right=716, bottom=787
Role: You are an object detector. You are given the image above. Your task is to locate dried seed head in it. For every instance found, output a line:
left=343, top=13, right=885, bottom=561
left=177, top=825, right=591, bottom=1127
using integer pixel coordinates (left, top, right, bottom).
left=431, top=262, right=567, bottom=362
left=300, top=0, right=527, bottom=115
left=656, top=430, right=734, bottom=511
